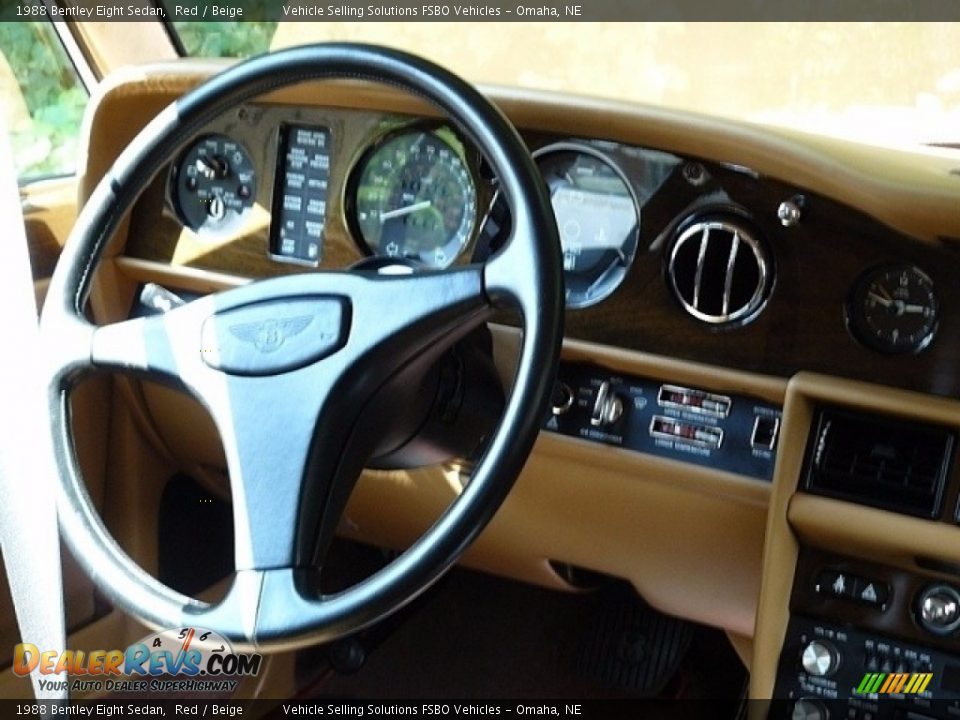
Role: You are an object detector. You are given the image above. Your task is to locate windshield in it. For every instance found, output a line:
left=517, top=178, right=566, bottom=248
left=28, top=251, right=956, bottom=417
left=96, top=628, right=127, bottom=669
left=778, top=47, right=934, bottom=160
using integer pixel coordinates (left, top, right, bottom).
left=164, top=21, right=960, bottom=150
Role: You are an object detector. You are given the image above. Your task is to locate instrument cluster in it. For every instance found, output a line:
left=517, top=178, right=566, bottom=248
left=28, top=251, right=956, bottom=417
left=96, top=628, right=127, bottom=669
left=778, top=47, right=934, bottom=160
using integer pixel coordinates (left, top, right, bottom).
left=165, top=115, right=669, bottom=310
left=163, top=109, right=947, bottom=363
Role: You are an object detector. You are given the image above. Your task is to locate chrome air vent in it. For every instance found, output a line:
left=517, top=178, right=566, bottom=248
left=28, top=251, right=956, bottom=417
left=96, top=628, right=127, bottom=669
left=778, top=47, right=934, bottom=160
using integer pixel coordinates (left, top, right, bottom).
left=666, top=216, right=771, bottom=325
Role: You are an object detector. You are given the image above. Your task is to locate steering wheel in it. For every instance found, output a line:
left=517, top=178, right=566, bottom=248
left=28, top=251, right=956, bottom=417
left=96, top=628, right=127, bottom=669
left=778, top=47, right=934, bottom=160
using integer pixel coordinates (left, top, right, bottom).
left=40, top=44, right=563, bottom=651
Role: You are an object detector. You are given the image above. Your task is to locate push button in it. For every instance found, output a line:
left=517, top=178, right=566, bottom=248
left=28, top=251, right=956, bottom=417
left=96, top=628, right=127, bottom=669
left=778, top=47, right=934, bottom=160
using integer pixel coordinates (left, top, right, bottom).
left=918, top=584, right=960, bottom=634
left=751, top=415, right=780, bottom=450
left=816, top=568, right=855, bottom=599
left=854, top=578, right=890, bottom=608
left=815, top=567, right=889, bottom=609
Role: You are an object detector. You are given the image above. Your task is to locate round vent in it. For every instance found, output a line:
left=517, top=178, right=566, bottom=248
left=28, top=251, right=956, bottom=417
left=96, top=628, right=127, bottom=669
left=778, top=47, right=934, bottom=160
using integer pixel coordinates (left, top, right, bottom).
left=666, top=216, right=772, bottom=325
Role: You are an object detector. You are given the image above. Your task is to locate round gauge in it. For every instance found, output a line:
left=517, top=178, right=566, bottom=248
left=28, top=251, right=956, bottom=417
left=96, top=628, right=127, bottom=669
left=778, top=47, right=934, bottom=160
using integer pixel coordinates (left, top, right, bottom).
left=349, top=129, right=477, bottom=268
left=534, top=144, right=640, bottom=308
left=848, top=263, right=939, bottom=354
left=171, top=134, right=256, bottom=232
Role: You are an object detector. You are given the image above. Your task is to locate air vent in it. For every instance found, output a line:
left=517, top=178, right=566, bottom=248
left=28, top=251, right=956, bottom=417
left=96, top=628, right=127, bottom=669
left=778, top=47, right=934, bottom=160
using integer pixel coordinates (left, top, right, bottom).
left=666, top=215, right=771, bottom=325
left=804, top=407, right=955, bottom=519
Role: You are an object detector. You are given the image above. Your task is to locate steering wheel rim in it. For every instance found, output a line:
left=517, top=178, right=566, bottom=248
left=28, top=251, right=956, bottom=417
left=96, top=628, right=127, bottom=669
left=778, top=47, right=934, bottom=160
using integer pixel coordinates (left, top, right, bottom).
left=40, top=43, right=563, bottom=651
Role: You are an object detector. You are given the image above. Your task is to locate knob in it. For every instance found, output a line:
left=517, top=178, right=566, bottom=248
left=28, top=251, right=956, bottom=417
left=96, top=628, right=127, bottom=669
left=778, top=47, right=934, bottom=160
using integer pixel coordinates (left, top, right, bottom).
left=778, top=194, right=805, bottom=227
left=207, top=196, right=226, bottom=221
left=918, top=584, right=960, bottom=634
left=550, top=382, right=574, bottom=416
left=195, top=154, right=229, bottom=179
left=792, top=699, right=828, bottom=720
left=801, top=640, right=839, bottom=677
left=590, top=381, right=623, bottom=427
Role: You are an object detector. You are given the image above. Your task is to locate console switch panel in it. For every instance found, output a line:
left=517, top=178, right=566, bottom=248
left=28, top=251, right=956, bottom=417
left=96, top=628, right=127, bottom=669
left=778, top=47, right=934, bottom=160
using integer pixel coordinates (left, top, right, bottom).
left=543, top=362, right=781, bottom=481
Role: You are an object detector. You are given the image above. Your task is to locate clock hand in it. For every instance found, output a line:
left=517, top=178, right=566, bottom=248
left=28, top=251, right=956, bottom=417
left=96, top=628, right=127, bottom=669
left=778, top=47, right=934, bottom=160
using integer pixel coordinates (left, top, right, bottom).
left=874, top=283, right=894, bottom=303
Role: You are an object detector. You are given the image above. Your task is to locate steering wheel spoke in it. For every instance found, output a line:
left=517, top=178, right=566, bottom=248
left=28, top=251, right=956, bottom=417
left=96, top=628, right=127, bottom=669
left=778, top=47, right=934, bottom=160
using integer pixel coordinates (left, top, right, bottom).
left=95, top=266, right=492, bottom=574
left=90, top=296, right=214, bottom=381
left=210, top=365, right=349, bottom=573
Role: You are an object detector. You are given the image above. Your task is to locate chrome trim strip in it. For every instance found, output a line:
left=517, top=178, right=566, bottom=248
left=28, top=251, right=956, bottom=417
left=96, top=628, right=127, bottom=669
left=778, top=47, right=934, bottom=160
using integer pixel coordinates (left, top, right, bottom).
left=722, top=231, right=740, bottom=316
left=692, top=225, right=709, bottom=311
left=658, top=383, right=732, bottom=419
left=649, top=415, right=724, bottom=449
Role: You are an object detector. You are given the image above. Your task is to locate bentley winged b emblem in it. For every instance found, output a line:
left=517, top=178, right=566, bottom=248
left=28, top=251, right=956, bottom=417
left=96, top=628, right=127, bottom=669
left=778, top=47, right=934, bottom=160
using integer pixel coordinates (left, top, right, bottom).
left=228, top=315, right=313, bottom=353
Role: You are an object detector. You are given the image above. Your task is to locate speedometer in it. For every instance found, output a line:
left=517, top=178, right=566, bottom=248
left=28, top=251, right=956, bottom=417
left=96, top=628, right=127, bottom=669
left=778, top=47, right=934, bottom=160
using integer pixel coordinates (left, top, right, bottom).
left=348, top=128, right=477, bottom=268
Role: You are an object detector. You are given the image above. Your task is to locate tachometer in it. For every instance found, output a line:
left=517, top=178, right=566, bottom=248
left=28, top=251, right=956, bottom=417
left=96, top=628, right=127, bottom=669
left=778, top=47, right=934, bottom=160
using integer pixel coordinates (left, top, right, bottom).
left=170, top=134, right=256, bottom=233
left=348, top=128, right=477, bottom=268
left=534, top=143, right=640, bottom=308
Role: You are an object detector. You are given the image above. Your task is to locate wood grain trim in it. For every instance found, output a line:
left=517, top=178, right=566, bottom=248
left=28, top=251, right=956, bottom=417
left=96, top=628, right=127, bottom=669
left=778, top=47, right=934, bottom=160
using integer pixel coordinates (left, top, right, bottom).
left=115, top=256, right=248, bottom=293
left=87, top=63, right=960, bottom=398
left=558, top=334, right=788, bottom=405
left=84, top=60, right=960, bottom=242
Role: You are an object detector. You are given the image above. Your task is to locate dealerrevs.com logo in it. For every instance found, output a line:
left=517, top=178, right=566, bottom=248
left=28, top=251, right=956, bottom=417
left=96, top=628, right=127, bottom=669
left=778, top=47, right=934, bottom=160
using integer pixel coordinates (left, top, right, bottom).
left=13, top=627, right=262, bottom=695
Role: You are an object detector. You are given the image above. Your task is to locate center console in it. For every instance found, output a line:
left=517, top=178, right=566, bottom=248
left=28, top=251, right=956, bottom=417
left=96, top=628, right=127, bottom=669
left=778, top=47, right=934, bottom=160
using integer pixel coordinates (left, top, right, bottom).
left=774, top=551, right=960, bottom=717
left=752, top=374, right=960, bottom=718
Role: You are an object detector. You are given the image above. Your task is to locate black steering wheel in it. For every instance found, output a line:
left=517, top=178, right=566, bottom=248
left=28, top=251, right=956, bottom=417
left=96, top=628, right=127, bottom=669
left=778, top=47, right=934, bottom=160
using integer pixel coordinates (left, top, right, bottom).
left=40, top=44, right=563, bottom=651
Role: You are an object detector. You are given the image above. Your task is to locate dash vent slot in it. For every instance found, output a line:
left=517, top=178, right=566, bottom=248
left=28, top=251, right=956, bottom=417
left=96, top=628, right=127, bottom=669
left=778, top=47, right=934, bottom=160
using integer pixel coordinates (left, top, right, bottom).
left=666, top=214, right=771, bottom=326
left=804, top=407, right=954, bottom=519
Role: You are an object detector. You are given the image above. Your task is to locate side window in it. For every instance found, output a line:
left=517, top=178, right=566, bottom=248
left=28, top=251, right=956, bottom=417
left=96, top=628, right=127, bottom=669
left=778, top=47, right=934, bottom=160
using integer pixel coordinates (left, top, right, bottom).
left=0, top=22, right=89, bottom=180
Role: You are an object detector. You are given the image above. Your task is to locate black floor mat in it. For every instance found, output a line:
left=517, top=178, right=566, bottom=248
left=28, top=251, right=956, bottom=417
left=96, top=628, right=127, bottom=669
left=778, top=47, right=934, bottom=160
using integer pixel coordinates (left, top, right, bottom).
left=575, top=585, right=694, bottom=696
left=307, top=554, right=746, bottom=703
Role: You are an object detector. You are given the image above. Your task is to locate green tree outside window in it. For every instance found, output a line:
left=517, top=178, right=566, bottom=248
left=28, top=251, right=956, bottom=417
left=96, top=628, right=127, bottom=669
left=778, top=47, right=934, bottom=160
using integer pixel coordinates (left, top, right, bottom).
left=0, top=21, right=88, bottom=180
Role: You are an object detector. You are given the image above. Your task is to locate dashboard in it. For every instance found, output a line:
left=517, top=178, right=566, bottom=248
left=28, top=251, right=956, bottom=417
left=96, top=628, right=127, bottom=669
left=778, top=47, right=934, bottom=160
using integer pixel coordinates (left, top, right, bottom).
left=63, top=63, right=960, bottom=707
left=126, top=101, right=960, bottom=401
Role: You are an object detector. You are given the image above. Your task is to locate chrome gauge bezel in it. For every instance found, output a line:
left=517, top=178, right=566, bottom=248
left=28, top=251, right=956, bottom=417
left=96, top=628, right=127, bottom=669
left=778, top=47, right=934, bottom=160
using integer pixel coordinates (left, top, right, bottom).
left=344, top=124, right=480, bottom=269
left=532, top=141, right=641, bottom=309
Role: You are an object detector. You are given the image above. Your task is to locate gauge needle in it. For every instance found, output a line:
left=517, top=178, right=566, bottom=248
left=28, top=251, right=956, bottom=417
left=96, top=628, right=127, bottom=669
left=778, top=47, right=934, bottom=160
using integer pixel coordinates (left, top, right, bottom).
left=875, top=283, right=895, bottom=302
left=380, top=200, right=432, bottom=222
left=867, top=291, right=893, bottom=308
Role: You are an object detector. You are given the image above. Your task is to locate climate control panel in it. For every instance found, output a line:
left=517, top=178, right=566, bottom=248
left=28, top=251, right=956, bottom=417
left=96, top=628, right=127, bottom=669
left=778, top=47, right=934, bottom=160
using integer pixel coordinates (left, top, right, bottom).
left=772, top=616, right=960, bottom=718
left=543, top=362, right=781, bottom=481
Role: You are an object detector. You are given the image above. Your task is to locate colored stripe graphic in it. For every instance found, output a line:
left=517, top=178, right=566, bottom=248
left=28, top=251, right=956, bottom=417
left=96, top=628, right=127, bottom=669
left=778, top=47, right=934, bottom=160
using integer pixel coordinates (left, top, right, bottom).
left=855, top=674, right=876, bottom=694
left=856, top=672, right=933, bottom=694
left=879, top=674, right=896, bottom=693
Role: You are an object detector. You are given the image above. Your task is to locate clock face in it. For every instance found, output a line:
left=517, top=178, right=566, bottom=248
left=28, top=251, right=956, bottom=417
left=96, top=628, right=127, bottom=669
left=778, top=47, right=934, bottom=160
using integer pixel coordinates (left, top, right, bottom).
left=848, top=264, right=939, bottom=354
